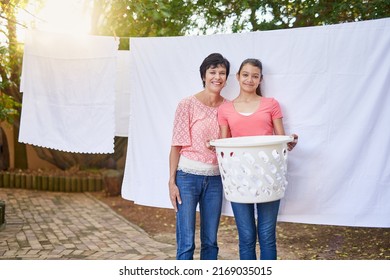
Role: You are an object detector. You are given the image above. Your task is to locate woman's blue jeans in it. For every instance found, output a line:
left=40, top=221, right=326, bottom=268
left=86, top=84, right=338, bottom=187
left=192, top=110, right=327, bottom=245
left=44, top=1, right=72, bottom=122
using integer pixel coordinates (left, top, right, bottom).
left=175, top=170, right=223, bottom=260
left=231, top=199, right=280, bottom=260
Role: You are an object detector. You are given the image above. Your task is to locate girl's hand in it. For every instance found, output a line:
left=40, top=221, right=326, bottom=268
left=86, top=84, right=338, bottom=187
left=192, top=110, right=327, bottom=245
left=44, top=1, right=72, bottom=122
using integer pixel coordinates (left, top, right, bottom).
left=288, top=134, right=298, bottom=151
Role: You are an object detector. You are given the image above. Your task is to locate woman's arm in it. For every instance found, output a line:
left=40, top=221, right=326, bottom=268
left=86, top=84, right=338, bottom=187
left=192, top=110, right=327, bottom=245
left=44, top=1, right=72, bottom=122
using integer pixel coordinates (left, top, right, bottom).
left=168, top=145, right=182, bottom=212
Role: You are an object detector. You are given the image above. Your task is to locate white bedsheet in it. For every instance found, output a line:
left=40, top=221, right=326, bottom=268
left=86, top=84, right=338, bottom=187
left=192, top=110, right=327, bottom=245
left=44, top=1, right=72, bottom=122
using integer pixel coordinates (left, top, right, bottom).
left=19, top=29, right=118, bottom=153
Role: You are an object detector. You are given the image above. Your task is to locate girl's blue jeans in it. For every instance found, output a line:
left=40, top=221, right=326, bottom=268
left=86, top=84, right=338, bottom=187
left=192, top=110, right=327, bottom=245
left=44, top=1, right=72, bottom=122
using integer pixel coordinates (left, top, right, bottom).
left=175, top=170, right=223, bottom=260
left=231, top=199, right=280, bottom=260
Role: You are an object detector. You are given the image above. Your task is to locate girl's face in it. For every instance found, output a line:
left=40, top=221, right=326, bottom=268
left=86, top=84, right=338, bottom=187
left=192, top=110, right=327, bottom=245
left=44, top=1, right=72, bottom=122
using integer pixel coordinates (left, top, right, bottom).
left=203, top=65, right=227, bottom=93
left=237, top=64, right=262, bottom=93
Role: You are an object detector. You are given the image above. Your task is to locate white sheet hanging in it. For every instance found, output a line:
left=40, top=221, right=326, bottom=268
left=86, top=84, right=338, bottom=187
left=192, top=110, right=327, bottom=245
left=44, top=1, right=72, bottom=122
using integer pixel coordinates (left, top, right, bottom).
left=121, top=18, right=390, bottom=227
left=114, top=50, right=131, bottom=137
left=19, top=29, right=118, bottom=153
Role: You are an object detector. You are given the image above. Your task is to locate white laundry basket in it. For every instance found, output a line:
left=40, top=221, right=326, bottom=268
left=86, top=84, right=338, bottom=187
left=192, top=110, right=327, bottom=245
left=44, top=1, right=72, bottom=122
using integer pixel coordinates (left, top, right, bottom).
left=210, top=135, right=293, bottom=203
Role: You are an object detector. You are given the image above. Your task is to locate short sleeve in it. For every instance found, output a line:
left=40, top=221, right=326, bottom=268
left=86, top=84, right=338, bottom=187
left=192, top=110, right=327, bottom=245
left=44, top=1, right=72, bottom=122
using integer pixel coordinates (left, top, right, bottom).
left=217, top=102, right=229, bottom=126
left=171, top=99, right=192, bottom=146
left=271, top=98, right=283, bottom=120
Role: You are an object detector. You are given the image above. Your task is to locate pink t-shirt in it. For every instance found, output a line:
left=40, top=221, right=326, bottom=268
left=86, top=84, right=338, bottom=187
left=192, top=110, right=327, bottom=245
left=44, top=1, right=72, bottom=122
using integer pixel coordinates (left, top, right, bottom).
left=217, top=97, right=283, bottom=137
left=172, top=96, right=222, bottom=164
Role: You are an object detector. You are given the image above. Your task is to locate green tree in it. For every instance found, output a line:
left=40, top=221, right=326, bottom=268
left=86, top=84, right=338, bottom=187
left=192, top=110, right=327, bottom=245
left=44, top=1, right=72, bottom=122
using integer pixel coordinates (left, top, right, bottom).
left=193, top=0, right=390, bottom=33
left=0, top=0, right=28, bottom=169
left=90, top=0, right=198, bottom=49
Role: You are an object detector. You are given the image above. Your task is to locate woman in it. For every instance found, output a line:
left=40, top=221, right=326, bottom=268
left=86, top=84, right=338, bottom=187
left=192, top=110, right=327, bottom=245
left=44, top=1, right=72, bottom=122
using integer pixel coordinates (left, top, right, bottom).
left=217, top=58, right=298, bottom=260
left=169, top=53, right=230, bottom=260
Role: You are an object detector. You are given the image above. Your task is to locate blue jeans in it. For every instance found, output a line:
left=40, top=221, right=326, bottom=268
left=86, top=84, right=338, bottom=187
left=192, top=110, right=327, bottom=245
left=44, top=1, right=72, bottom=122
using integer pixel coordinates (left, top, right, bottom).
left=231, top=199, right=280, bottom=260
left=175, top=170, right=223, bottom=260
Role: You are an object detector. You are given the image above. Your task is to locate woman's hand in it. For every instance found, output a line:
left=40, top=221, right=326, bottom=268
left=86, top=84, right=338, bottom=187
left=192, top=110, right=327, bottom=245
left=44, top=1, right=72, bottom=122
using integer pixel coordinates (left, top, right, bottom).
left=288, top=134, right=298, bottom=151
left=169, top=180, right=182, bottom=212
left=168, top=146, right=182, bottom=212
left=205, top=139, right=216, bottom=152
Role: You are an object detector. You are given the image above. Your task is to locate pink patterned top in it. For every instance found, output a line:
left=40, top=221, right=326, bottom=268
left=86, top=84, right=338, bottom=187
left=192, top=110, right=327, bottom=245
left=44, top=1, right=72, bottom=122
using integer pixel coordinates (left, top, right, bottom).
left=172, top=96, right=222, bottom=165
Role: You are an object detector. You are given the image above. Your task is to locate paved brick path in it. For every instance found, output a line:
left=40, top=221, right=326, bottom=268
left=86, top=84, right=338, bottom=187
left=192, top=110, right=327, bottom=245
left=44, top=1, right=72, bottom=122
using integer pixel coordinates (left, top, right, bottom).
left=0, top=188, right=176, bottom=260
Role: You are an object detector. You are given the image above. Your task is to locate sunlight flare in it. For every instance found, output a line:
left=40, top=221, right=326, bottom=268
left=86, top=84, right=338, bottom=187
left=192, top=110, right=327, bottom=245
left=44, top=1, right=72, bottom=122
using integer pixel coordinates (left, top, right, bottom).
left=33, top=0, right=92, bottom=35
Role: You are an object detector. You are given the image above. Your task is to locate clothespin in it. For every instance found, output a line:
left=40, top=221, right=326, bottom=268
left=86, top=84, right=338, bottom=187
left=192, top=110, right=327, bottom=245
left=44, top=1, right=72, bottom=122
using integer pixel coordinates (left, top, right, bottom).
left=111, top=28, right=118, bottom=42
left=111, top=28, right=120, bottom=49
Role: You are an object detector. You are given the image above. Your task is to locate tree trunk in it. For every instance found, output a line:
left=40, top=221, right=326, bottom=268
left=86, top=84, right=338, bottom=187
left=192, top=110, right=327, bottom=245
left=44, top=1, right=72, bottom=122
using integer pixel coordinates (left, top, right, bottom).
left=13, top=117, right=27, bottom=169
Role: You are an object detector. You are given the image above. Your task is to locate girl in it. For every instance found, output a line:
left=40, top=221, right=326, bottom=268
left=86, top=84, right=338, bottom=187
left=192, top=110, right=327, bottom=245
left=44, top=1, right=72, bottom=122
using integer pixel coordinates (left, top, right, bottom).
left=217, top=58, right=298, bottom=260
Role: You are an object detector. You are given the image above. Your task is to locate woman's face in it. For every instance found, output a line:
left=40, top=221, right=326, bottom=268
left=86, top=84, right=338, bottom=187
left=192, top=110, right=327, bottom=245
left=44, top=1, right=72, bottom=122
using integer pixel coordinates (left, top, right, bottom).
left=237, top=63, right=262, bottom=93
left=203, top=65, right=227, bottom=93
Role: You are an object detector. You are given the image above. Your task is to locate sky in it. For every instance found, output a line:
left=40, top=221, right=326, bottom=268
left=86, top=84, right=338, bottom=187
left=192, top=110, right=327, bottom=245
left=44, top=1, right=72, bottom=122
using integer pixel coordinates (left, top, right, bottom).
left=16, top=0, right=93, bottom=40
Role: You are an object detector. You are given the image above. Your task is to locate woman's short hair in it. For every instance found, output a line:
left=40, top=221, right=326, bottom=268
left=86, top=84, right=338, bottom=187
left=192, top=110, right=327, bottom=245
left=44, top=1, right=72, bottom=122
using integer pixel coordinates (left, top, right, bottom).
left=199, top=53, right=230, bottom=87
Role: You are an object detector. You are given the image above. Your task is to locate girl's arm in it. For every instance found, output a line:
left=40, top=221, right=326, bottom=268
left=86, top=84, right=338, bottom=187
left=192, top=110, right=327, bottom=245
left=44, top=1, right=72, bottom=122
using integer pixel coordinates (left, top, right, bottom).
left=220, top=125, right=231, bottom=138
left=273, top=118, right=286, bottom=135
left=273, top=118, right=298, bottom=151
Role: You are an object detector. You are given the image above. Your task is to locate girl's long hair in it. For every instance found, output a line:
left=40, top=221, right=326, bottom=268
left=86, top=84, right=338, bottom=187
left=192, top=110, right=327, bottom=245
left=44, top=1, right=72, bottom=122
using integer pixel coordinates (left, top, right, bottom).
left=237, top=58, right=263, bottom=96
